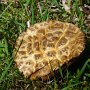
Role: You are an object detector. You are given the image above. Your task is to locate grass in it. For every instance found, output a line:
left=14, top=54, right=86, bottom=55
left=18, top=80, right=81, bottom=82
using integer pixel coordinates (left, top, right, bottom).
left=0, top=0, right=90, bottom=90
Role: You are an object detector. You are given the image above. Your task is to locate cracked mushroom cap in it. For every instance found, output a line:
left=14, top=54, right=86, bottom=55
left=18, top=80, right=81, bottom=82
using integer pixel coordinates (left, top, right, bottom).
left=14, top=20, right=85, bottom=80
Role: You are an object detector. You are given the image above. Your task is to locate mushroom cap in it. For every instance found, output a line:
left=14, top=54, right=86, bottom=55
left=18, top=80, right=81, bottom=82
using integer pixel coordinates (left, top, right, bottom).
left=14, top=20, right=85, bottom=80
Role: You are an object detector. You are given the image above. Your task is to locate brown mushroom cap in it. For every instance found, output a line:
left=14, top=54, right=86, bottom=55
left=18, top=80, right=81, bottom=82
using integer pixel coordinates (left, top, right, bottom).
left=14, top=20, right=85, bottom=80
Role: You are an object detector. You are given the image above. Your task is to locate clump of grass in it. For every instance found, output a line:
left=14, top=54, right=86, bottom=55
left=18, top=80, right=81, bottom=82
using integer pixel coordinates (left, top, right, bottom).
left=0, top=0, right=90, bottom=90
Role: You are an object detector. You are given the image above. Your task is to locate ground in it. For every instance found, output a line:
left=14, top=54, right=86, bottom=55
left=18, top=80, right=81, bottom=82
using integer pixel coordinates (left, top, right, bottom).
left=0, top=0, right=90, bottom=90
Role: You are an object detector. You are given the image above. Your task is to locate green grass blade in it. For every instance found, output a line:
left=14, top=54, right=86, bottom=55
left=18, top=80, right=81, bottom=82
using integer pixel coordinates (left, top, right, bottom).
left=87, top=64, right=90, bottom=69
left=4, top=37, right=9, bottom=56
left=61, top=82, right=83, bottom=90
left=76, top=59, right=90, bottom=80
left=26, top=0, right=31, bottom=6
left=31, top=0, right=35, bottom=24
left=52, top=0, right=58, bottom=6
left=85, top=73, right=90, bottom=78
left=58, top=63, right=63, bottom=79
left=75, top=0, right=80, bottom=17
left=0, top=59, right=13, bottom=83
left=0, top=3, right=12, bottom=18
left=14, top=21, right=25, bottom=28
left=41, top=9, right=49, bottom=21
